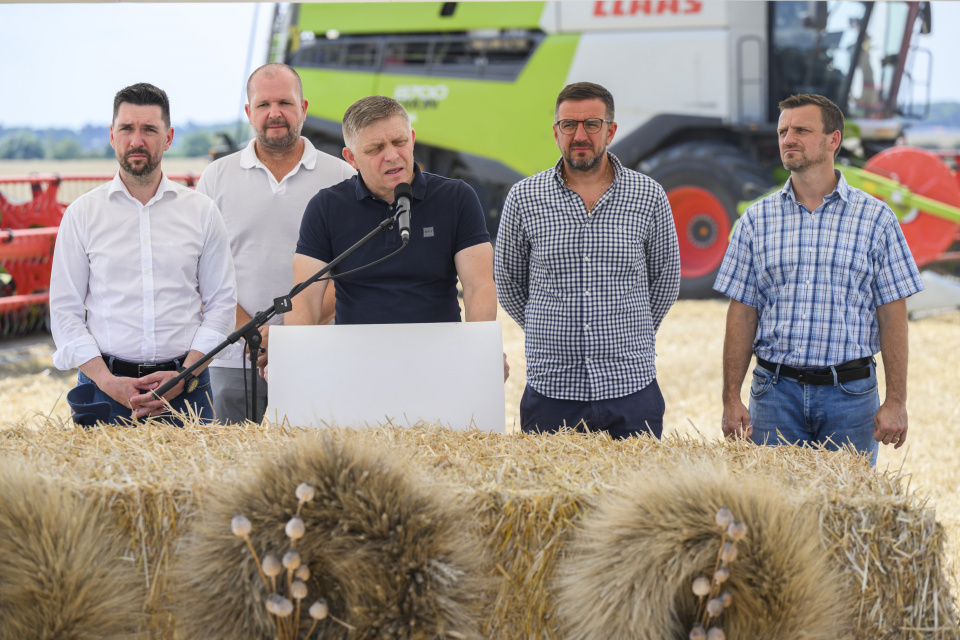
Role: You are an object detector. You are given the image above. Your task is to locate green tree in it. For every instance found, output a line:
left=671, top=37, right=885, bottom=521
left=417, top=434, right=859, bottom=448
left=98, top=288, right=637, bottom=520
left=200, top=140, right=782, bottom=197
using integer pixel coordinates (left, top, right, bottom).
left=0, top=131, right=45, bottom=159
left=181, top=131, right=213, bottom=158
left=51, top=137, right=82, bottom=160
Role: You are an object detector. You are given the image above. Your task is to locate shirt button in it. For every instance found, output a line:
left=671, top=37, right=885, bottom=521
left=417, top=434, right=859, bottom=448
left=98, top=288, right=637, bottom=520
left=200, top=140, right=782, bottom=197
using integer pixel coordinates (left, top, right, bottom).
left=584, top=255, right=590, bottom=261
left=584, top=290, right=590, bottom=296
left=584, top=323, right=590, bottom=330
left=585, top=357, right=592, bottom=363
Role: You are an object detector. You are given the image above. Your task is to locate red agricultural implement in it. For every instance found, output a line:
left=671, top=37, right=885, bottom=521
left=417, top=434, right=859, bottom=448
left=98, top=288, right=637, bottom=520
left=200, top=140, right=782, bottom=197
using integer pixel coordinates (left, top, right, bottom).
left=0, top=173, right=199, bottom=338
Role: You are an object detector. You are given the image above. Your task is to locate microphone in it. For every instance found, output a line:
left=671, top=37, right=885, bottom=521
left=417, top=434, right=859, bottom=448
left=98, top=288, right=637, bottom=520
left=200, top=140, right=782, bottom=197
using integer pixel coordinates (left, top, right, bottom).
left=394, top=183, right=413, bottom=244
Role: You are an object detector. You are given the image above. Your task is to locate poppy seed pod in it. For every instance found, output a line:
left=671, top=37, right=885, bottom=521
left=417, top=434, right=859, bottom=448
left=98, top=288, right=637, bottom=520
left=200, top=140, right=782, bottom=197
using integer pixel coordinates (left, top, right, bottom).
left=713, top=566, right=730, bottom=584
left=265, top=593, right=280, bottom=615
left=291, top=580, right=308, bottom=600
left=262, top=553, right=282, bottom=578
left=706, top=627, right=726, bottom=640
left=692, top=575, right=711, bottom=597
left=294, top=564, right=310, bottom=581
left=727, top=520, right=747, bottom=542
left=720, top=590, right=733, bottom=607
left=689, top=623, right=707, bottom=640
left=720, top=542, right=738, bottom=565
left=309, top=599, right=329, bottom=620
left=231, top=514, right=252, bottom=538
left=274, top=596, right=294, bottom=617
left=715, top=507, right=734, bottom=530
left=296, top=482, right=316, bottom=503
left=282, top=550, right=301, bottom=570
left=286, top=515, right=305, bottom=540
left=706, top=597, right=724, bottom=618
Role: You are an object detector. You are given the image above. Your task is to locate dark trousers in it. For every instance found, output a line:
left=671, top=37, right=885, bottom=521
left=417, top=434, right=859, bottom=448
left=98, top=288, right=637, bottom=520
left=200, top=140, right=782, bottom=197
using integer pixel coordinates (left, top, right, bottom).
left=519, top=380, right=665, bottom=439
left=76, top=370, right=213, bottom=427
left=209, top=366, right=267, bottom=424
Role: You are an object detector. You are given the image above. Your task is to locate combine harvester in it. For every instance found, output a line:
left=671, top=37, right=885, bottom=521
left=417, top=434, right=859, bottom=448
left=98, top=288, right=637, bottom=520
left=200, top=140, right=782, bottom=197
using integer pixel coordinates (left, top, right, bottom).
left=269, top=0, right=960, bottom=296
left=2, top=0, right=960, bottom=337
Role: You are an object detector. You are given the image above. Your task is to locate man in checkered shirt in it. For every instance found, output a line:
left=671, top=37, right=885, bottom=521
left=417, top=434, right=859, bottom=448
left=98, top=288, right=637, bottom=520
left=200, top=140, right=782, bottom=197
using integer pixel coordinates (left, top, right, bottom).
left=715, top=94, right=924, bottom=465
left=495, top=82, right=680, bottom=439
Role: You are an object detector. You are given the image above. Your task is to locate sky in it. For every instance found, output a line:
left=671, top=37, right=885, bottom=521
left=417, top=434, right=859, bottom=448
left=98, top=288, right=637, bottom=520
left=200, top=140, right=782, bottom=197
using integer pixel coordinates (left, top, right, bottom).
left=0, top=1, right=958, bottom=130
left=0, top=3, right=275, bottom=129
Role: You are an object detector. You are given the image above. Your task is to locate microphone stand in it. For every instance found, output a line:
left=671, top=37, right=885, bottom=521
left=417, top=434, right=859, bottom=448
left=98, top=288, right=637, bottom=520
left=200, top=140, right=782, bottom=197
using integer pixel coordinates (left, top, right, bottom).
left=151, top=213, right=405, bottom=422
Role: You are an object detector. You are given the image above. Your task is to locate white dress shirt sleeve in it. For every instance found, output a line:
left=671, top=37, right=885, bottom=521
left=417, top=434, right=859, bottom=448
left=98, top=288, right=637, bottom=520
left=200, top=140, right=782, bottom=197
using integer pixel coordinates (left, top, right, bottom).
left=50, top=203, right=103, bottom=370
left=189, top=201, right=237, bottom=355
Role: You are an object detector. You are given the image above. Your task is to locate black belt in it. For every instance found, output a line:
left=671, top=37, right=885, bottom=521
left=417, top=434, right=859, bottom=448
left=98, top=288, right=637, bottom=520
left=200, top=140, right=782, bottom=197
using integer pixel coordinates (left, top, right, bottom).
left=102, top=353, right=188, bottom=378
left=755, top=356, right=873, bottom=386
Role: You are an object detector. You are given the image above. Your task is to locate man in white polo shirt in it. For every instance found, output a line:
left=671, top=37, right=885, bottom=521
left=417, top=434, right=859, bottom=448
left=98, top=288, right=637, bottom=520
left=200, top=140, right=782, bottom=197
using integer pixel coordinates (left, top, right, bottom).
left=197, top=63, right=355, bottom=423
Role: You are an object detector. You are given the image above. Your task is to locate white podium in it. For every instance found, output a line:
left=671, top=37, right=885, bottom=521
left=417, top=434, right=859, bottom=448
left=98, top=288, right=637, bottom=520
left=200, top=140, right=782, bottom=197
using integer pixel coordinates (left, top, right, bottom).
left=268, top=321, right=506, bottom=433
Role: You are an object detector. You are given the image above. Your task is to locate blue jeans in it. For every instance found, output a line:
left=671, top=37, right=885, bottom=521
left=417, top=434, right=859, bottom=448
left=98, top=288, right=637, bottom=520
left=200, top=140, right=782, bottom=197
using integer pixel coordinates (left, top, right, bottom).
left=748, top=361, right=880, bottom=466
left=76, top=370, right=213, bottom=427
left=519, top=380, right=665, bottom=439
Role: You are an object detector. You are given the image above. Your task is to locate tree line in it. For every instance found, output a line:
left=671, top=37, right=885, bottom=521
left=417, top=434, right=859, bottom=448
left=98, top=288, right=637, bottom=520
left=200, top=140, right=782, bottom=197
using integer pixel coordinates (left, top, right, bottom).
left=0, top=122, right=250, bottom=160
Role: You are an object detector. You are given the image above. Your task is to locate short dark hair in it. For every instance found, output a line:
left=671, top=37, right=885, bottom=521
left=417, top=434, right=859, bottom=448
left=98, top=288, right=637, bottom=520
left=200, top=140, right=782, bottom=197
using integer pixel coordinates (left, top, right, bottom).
left=778, top=94, right=844, bottom=157
left=247, top=63, right=303, bottom=103
left=113, top=83, right=171, bottom=128
left=342, top=96, right=410, bottom=148
left=555, top=82, right=615, bottom=120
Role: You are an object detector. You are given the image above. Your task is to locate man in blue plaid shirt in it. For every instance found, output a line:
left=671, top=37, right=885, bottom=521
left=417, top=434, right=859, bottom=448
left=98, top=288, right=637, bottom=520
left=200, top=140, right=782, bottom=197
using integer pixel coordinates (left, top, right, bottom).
left=715, top=94, right=924, bottom=465
left=495, top=83, right=680, bottom=439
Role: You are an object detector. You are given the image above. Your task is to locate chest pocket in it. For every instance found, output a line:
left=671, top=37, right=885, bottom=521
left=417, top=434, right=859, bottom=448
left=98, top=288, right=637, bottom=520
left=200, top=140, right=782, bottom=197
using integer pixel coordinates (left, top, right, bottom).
left=599, top=218, right=646, bottom=295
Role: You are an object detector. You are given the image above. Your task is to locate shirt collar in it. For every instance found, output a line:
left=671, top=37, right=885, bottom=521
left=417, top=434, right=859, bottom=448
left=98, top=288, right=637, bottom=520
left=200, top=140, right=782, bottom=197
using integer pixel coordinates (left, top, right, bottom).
left=781, top=168, right=851, bottom=205
left=354, top=162, right=426, bottom=202
left=107, top=170, right=177, bottom=204
left=239, top=136, right=317, bottom=173
left=552, top=152, right=622, bottom=189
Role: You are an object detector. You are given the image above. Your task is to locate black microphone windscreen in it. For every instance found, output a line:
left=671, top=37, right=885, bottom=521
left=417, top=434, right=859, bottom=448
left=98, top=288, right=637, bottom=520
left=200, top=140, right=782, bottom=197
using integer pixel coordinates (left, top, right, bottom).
left=394, top=182, right=414, bottom=201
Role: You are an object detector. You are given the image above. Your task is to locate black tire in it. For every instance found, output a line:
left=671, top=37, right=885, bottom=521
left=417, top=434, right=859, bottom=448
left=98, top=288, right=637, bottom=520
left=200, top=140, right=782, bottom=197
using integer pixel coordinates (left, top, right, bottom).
left=639, top=141, right=774, bottom=298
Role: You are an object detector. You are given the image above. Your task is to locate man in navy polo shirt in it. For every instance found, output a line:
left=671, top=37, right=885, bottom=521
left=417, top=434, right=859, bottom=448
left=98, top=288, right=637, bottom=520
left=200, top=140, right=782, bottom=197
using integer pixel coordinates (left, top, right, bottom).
left=286, top=96, right=502, bottom=362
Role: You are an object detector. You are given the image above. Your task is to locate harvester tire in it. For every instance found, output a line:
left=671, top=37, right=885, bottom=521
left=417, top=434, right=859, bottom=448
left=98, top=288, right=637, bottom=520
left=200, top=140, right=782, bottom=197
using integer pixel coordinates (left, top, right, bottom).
left=639, top=141, right=773, bottom=298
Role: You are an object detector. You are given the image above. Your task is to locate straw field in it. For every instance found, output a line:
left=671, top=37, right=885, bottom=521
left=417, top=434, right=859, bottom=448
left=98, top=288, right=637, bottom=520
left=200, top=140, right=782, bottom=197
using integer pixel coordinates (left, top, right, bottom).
left=1, top=300, right=959, bottom=639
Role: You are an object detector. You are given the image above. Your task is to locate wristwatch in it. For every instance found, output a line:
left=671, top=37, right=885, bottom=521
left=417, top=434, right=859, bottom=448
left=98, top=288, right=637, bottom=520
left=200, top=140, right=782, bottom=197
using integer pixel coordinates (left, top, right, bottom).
left=177, top=367, right=200, bottom=393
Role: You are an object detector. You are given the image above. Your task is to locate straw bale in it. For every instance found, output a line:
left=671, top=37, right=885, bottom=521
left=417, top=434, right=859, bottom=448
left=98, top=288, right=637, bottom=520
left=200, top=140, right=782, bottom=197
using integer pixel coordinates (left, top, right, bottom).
left=555, top=462, right=852, bottom=639
left=0, top=458, right=145, bottom=640
left=175, top=433, right=486, bottom=640
left=0, top=420, right=956, bottom=639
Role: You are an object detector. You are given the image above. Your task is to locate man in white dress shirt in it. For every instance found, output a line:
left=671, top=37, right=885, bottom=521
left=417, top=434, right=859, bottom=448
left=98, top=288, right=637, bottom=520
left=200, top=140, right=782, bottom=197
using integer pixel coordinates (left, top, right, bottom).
left=50, top=83, right=237, bottom=425
left=197, top=63, right=354, bottom=423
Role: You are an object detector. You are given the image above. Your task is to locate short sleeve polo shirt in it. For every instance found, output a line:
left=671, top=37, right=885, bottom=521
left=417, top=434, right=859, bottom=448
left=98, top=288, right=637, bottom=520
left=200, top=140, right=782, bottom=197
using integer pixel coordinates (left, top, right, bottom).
left=296, top=165, right=490, bottom=324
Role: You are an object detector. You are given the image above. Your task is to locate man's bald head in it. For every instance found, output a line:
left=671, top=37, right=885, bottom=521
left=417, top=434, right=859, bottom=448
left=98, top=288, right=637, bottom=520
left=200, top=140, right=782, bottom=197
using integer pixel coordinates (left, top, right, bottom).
left=246, top=63, right=303, bottom=103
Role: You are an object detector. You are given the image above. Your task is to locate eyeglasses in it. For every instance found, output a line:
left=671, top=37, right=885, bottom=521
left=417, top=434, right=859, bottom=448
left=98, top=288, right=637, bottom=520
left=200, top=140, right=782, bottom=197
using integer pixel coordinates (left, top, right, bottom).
left=554, top=118, right=612, bottom=134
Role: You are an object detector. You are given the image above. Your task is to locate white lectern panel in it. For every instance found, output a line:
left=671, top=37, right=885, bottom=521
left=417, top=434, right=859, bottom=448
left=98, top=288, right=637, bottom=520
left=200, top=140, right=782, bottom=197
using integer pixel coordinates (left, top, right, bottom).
left=269, top=322, right=505, bottom=433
